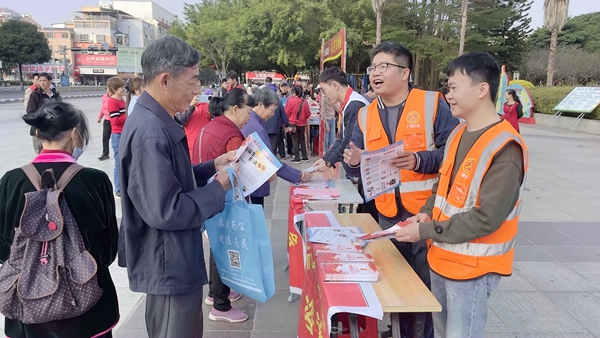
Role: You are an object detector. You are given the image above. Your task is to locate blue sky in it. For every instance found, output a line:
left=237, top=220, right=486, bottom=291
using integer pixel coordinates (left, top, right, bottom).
left=8, top=0, right=600, bottom=30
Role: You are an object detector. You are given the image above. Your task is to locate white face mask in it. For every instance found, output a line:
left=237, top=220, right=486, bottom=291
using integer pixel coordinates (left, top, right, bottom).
left=71, top=129, right=86, bottom=160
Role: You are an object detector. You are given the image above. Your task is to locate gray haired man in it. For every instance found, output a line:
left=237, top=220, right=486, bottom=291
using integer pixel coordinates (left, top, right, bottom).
left=118, top=35, right=235, bottom=338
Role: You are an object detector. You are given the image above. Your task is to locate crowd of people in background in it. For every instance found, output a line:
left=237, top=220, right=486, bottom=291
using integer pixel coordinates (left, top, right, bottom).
left=0, top=31, right=530, bottom=338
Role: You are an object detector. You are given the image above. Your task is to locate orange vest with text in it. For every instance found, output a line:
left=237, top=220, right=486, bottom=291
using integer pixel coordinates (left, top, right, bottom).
left=357, top=89, right=440, bottom=217
left=428, top=120, right=529, bottom=280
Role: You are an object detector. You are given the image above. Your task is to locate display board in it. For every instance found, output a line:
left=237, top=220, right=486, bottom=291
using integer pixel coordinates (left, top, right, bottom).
left=506, top=83, right=534, bottom=118
left=553, top=87, right=600, bottom=113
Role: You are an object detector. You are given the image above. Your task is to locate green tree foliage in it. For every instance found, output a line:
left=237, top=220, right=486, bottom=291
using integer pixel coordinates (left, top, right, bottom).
left=0, top=20, right=51, bottom=88
left=466, top=0, right=533, bottom=71
left=529, top=12, right=600, bottom=52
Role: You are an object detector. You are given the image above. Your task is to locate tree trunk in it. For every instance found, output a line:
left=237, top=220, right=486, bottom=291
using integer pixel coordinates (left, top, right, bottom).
left=414, top=53, right=421, bottom=86
left=546, top=27, right=559, bottom=87
left=376, top=9, right=382, bottom=45
left=458, top=0, right=468, bottom=56
left=18, top=64, right=24, bottom=90
left=221, top=59, right=226, bottom=78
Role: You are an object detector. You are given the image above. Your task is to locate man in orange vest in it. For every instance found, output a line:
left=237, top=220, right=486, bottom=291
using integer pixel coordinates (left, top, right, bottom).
left=344, top=41, right=458, bottom=338
left=393, top=52, right=528, bottom=338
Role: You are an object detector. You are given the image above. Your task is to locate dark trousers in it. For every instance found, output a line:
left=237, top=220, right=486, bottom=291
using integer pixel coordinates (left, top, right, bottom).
left=250, top=196, right=265, bottom=208
left=269, top=133, right=285, bottom=159
left=279, top=128, right=287, bottom=157
left=146, top=285, right=203, bottom=338
left=286, top=132, right=293, bottom=156
left=381, top=217, right=434, bottom=338
left=102, top=119, right=112, bottom=157
left=208, top=250, right=231, bottom=311
left=291, top=126, right=308, bottom=160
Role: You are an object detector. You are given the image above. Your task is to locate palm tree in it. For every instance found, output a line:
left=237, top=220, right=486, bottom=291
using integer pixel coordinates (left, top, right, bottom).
left=543, top=0, right=569, bottom=86
left=372, top=0, right=387, bottom=45
left=458, top=0, right=469, bottom=55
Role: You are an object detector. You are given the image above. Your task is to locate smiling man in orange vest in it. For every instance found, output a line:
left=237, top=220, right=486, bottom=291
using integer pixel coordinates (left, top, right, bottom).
left=393, top=52, right=528, bottom=338
left=344, top=41, right=459, bottom=338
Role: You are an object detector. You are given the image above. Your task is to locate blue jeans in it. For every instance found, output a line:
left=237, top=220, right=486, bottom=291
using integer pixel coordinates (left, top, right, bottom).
left=324, top=118, right=336, bottom=151
left=111, top=133, right=121, bottom=194
left=430, top=270, right=501, bottom=338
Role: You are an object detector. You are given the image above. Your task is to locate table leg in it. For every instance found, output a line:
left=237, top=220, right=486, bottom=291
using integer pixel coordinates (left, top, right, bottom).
left=391, top=313, right=402, bottom=338
left=349, top=313, right=359, bottom=338
left=330, top=313, right=339, bottom=338
left=413, top=313, right=425, bottom=338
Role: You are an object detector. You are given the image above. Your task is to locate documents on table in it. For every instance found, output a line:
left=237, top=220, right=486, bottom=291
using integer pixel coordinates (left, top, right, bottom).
left=358, top=221, right=409, bottom=241
left=307, top=227, right=365, bottom=246
left=319, top=262, right=379, bottom=283
left=360, top=140, right=404, bottom=202
left=234, top=132, right=282, bottom=197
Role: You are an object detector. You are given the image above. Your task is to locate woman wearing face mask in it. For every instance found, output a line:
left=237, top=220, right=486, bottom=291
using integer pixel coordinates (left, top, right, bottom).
left=125, top=77, right=144, bottom=116
left=0, top=102, right=119, bottom=338
left=241, top=87, right=312, bottom=207
left=196, top=87, right=253, bottom=324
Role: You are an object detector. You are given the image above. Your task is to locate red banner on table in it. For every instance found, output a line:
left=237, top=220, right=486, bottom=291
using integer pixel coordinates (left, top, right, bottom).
left=298, top=213, right=383, bottom=338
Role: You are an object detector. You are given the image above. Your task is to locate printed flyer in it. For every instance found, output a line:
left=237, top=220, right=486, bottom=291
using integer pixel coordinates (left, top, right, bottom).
left=234, top=132, right=282, bottom=197
left=360, top=140, right=404, bottom=202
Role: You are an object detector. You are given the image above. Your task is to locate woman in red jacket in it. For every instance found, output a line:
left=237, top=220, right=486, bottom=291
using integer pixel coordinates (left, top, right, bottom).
left=502, top=89, right=523, bottom=133
left=196, top=87, right=253, bottom=324
left=284, top=85, right=311, bottom=163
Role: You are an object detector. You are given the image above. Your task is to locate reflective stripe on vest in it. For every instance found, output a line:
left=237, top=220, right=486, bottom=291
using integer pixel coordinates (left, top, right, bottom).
left=399, top=178, right=438, bottom=194
left=358, top=90, right=440, bottom=217
left=428, top=120, right=528, bottom=280
left=432, top=238, right=517, bottom=257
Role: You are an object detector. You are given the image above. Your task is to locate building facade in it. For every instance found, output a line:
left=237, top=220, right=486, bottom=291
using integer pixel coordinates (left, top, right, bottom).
left=112, top=1, right=173, bottom=39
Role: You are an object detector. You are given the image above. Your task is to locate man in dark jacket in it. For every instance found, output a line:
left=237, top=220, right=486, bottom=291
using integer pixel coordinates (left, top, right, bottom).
left=26, top=72, right=61, bottom=153
left=118, top=35, right=235, bottom=338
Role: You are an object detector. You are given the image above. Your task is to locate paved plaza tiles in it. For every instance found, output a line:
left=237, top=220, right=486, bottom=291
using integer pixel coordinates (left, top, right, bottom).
left=0, top=98, right=598, bottom=337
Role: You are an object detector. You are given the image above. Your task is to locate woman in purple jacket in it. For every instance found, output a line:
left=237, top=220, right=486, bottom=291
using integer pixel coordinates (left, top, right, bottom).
left=241, top=88, right=313, bottom=207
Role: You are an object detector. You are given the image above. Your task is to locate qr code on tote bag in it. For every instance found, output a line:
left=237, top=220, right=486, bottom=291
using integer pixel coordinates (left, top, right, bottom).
left=228, top=250, right=242, bottom=270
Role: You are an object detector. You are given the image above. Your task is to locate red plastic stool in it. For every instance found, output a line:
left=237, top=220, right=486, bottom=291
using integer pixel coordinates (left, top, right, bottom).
left=336, top=313, right=379, bottom=338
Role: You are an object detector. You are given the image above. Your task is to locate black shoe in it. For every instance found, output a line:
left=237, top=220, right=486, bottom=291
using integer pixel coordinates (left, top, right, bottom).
left=380, top=325, right=392, bottom=338
left=98, top=155, right=110, bottom=161
left=301, top=158, right=310, bottom=163
left=290, top=159, right=302, bottom=164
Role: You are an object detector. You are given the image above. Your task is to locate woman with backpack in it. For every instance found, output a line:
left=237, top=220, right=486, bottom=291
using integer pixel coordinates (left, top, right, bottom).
left=502, top=89, right=523, bottom=133
left=0, top=102, right=119, bottom=338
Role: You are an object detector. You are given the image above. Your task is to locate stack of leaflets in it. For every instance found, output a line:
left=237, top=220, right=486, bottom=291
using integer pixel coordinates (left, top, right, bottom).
left=315, top=251, right=374, bottom=262
left=307, top=227, right=365, bottom=247
left=319, top=262, right=380, bottom=283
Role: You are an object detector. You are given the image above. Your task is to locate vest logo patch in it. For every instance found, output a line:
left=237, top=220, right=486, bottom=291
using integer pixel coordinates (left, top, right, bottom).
left=406, top=111, right=420, bottom=124
left=462, top=158, right=476, bottom=175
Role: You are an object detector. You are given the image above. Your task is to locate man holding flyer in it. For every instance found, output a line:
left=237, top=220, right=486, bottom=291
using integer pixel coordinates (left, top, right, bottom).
left=343, top=41, right=458, bottom=338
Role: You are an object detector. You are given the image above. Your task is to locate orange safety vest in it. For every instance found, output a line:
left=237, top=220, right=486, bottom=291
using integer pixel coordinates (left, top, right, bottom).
left=428, top=120, right=529, bottom=280
left=357, top=89, right=440, bottom=217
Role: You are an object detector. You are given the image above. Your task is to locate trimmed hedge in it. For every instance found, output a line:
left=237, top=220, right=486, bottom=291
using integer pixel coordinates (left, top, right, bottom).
left=528, top=86, right=600, bottom=120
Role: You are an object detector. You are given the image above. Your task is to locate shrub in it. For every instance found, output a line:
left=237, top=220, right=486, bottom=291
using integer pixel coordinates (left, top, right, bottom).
left=529, top=86, right=600, bottom=120
left=509, top=80, right=534, bottom=89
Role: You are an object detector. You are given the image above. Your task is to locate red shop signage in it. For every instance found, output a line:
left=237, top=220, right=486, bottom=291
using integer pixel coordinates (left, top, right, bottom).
left=74, top=54, right=117, bottom=67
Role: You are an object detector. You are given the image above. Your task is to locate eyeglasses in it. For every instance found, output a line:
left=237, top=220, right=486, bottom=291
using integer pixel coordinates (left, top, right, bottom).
left=367, top=62, right=407, bottom=75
